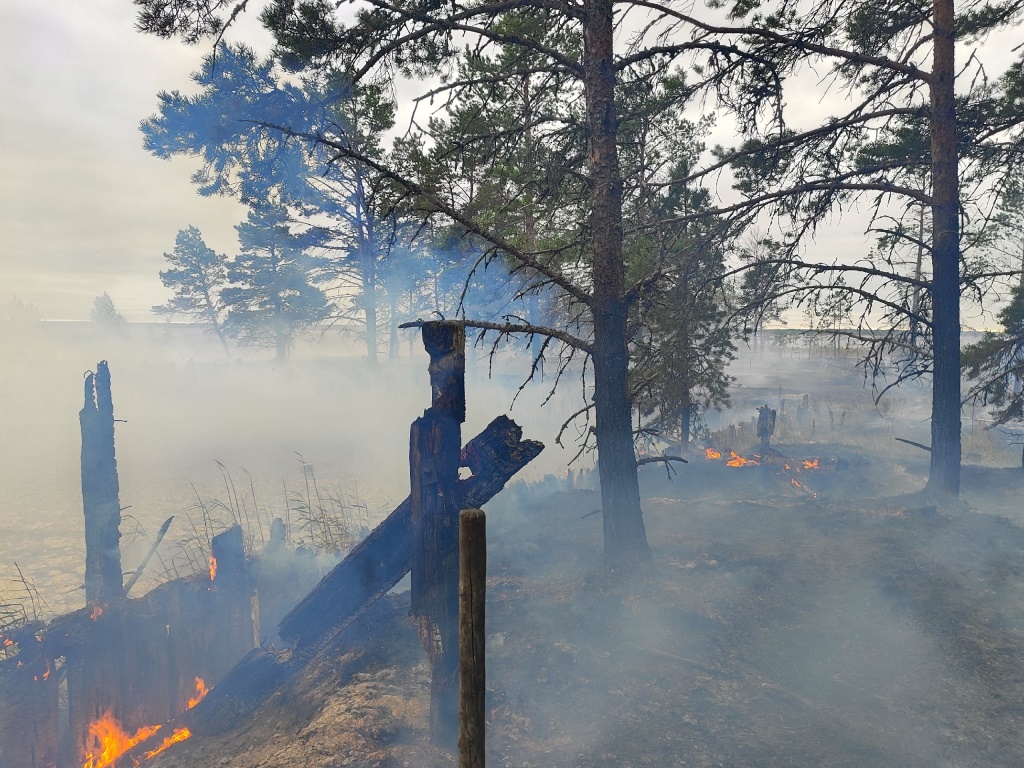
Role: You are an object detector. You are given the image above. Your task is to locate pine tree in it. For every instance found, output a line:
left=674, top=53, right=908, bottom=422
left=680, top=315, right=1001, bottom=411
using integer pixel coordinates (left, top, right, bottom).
left=154, top=226, right=230, bottom=354
left=222, top=203, right=330, bottom=359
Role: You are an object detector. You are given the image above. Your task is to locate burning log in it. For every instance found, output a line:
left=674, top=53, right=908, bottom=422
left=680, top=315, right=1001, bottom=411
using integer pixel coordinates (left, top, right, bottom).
left=279, top=415, right=543, bottom=651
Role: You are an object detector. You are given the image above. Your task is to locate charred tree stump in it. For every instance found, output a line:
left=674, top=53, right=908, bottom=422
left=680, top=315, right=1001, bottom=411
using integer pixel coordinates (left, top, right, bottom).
left=411, top=322, right=465, bottom=750
left=458, top=509, right=486, bottom=768
left=278, top=415, right=543, bottom=651
left=80, top=361, right=124, bottom=607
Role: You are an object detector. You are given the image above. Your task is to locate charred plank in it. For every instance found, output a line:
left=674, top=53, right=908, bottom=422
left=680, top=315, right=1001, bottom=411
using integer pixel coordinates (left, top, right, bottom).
left=278, top=415, right=542, bottom=652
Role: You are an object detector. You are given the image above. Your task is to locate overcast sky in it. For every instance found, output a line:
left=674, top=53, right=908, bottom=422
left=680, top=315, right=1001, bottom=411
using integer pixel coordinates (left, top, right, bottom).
left=0, top=0, right=258, bottom=321
left=1, top=1, right=1019, bottom=324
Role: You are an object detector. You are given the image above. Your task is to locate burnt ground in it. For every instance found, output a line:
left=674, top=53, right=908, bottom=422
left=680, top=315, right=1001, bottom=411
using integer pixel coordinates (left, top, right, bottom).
left=150, top=456, right=1024, bottom=768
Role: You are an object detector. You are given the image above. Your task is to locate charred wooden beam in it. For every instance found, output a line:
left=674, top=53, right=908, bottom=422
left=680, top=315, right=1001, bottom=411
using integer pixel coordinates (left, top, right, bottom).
left=80, top=361, right=124, bottom=606
left=278, top=415, right=543, bottom=652
left=411, top=321, right=466, bottom=750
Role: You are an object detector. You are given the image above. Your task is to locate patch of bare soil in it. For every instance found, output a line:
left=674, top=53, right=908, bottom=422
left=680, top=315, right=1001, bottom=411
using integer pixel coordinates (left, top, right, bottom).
left=151, top=471, right=1024, bottom=768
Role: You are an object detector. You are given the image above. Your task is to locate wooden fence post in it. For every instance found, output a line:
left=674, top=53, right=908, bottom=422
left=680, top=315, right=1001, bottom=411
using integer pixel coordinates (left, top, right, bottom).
left=410, top=321, right=465, bottom=749
left=459, top=509, right=486, bottom=768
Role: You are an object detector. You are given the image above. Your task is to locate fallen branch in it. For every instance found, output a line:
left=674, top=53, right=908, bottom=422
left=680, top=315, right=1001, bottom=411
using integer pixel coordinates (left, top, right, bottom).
left=123, top=516, right=174, bottom=597
left=636, top=455, right=688, bottom=466
left=895, top=437, right=931, bottom=452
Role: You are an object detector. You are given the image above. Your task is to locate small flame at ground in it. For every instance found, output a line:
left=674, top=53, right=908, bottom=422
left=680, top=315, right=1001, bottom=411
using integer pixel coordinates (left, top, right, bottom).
left=209, top=556, right=217, bottom=582
left=726, top=451, right=758, bottom=467
left=143, top=728, right=191, bottom=759
left=791, top=478, right=802, bottom=488
left=705, top=448, right=722, bottom=459
left=187, top=677, right=209, bottom=709
left=82, top=712, right=161, bottom=768
left=803, top=458, right=820, bottom=469
left=90, top=605, right=103, bottom=621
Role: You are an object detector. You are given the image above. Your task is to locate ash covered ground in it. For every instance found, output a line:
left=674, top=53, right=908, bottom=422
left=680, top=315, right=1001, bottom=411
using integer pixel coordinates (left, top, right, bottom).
left=150, top=427, right=1024, bottom=768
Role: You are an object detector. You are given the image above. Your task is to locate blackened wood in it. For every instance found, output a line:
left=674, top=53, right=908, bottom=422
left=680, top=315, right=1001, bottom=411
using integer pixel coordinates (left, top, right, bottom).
left=458, top=509, right=486, bottom=768
left=210, top=525, right=246, bottom=588
left=411, top=411, right=461, bottom=749
left=411, top=322, right=465, bottom=750
left=80, top=361, right=124, bottom=606
left=422, top=322, right=466, bottom=421
left=278, top=415, right=542, bottom=652
left=0, top=628, right=58, bottom=768
left=208, top=525, right=255, bottom=681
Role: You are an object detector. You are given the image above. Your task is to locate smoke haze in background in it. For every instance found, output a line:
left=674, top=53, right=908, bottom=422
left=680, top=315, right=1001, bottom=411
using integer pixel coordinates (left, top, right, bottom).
left=0, top=320, right=595, bottom=611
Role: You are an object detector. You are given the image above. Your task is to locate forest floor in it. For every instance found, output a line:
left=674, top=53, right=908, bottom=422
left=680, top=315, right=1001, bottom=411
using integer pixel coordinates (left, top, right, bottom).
left=150, top=446, right=1024, bottom=768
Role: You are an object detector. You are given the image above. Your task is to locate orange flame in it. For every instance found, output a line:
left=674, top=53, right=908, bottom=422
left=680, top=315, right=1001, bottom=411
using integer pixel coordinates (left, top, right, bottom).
left=803, top=459, right=820, bottom=469
left=209, top=556, right=217, bottom=582
left=791, top=478, right=802, bottom=488
left=705, top=448, right=722, bottom=459
left=81, top=712, right=161, bottom=768
left=34, top=660, right=52, bottom=683
left=2, top=637, right=12, bottom=647
left=726, top=451, right=759, bottom=467
left=90, top=605, right=103, bottom=621
left=187, top=677, right=209, bottom=709
left=143, top=727, right=191, bottom=759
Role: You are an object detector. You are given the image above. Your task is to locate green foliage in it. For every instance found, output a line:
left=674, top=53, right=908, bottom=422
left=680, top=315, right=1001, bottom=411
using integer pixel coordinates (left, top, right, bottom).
left=963, top=287, right=1024, bottom=425
left=222, top=202, right=331, bottom=357
left=154, top=226, right=229, bottom=346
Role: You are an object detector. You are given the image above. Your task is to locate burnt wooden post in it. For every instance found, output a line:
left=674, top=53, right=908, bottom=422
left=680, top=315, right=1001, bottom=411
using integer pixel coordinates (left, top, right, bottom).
left=208, top=525, right=255, bottom=682
left=80, top=361, right=124, bottom=607
left=410, top=321, right=465, bottom=749
left=458, top=509, right=486, bottom=768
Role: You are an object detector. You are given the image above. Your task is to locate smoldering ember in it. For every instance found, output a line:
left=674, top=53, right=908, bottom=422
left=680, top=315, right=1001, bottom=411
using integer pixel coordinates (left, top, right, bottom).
left=3, top=2, right=1024, bottom=767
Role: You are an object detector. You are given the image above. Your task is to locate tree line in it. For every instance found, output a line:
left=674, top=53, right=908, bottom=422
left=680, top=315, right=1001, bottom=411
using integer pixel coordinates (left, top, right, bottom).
left=135, top=0, right=1024, bottom=569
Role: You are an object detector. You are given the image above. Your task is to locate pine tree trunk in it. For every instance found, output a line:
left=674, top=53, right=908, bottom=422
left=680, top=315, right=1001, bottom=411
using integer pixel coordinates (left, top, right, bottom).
left=926, top=0, right=961, bottom=495
left=364, top=265, right=378, bottom=367
left=389, top=290, right=400, bottom=360
left=583, top=0, right=651, bottom=569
